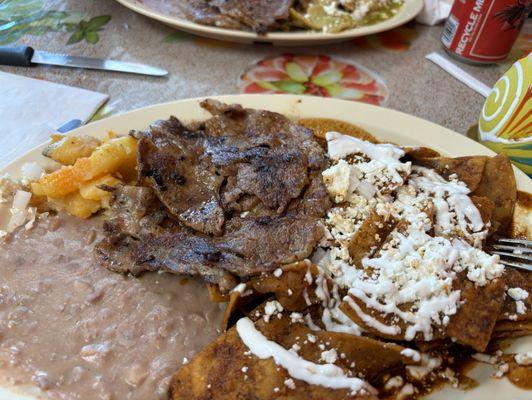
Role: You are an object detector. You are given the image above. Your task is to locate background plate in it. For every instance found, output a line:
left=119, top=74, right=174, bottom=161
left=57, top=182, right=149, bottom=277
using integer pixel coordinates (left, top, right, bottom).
left=1, top=94, right=530, bottom=399
left=113, top=0, right=424, bottom=45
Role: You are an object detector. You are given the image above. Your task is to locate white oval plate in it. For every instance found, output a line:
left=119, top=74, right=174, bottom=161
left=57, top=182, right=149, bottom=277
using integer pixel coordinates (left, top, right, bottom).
left=1, top=94, right=530, bottom=400
left=113, top=0, right=424, bottom=45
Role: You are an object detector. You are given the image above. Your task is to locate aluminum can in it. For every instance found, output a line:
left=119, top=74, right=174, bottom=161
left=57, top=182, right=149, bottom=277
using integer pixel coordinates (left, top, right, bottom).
left=441, top=0, right=532, bottom=64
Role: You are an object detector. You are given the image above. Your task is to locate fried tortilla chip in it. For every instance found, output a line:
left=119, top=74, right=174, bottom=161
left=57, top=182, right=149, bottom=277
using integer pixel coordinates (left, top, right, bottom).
left=499, top=268, right=532, bottom=322
left=299, top=118, right=378, bottom=143
left=412, top=156, right=488, bottom=192
left=402, top=146, right=441, bottom=160
left=207, top=284, right=230, bottom=303
left=170, top=312, right=418, bottom=400
left=491, top=319, right=532, bottom=340
left=473, top=154, right=517, bottom=234
left=348, top=209, right=397, bottom=266
left=446, top=274, right=506, bottom=352
left=221, top=261, right=326, bottom=331
left=470, top=196, right=495, bottom=225
left=220, top=288, right=270, bottom=331
left=340, top=294, right=446, bottom=342
left=251, top=261, right=324, bottom=311
left=493, top=316, right=532, bottom=340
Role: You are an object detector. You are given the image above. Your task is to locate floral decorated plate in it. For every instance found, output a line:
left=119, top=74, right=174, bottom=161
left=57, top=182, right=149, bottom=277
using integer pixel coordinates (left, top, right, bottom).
left=238, top=54, right=389, bottom=105
left=113, top=0, right=424, bottom=45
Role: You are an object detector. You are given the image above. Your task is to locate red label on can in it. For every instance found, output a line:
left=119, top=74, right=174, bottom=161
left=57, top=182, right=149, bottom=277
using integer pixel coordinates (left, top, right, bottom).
left=442, top=0, right=532, bottom=63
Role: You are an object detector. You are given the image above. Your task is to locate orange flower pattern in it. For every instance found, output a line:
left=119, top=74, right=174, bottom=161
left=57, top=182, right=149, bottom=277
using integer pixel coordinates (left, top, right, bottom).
left=238, top=54, right=388, bottom=105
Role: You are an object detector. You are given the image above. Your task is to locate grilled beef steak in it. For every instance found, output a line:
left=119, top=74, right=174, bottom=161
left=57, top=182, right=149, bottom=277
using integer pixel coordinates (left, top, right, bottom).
left=137, top=117, right=225, bottom=236
left=95, top=101, right=330, bottom=291
left=137, top=99, right=327, bottom=234
left=179, top=0, right=295, bottom=33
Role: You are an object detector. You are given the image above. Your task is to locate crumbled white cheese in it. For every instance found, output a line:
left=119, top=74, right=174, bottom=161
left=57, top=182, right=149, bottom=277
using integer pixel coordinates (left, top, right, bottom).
left=515, top=352, right=532, bottom=366
left=494, top=363, right=509, bottom=378
left=320, top=348, right=338, bottom=364
left=273, top=268, right=283, bottom=278
left=384, top=376, right=404, bottom=391
left=231, top=283, right=253, bottom=297
left=320, top=133, right=503, bottom=341
left=406, top=354, right=442, bottom=381
left=322, top=159, right=360, bottom=203
left=396, top=383, right=415, bottom=399
left=307, top=334, right=317, bottom=343
left=472, top=353, right=498, bottom=364
left=263, top=301, right=284, bottom=322
left=284, top=378, right=296, bottom=390
left=400, top=348, right=421, bottom=363
left=508, top=287, right=529, bottom=301
left=290, top=312, right=304, bottom=324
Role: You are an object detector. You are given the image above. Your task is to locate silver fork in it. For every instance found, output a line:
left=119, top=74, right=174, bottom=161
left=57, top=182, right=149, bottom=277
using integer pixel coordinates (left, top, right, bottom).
left=490, top=238, right=532, bottom=272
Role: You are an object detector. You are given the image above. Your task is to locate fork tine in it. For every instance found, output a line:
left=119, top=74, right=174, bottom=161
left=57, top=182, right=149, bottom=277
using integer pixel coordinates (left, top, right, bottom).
left=492, top=244, right=532, bottom=253
left=492, top=251, right=532, bottom=262
left=496, top=238, right=532, bottom=247
left=498, top=259, right=532, bottom=273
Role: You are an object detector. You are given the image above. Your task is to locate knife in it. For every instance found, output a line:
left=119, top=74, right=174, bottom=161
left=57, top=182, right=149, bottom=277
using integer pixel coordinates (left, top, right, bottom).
left=0, top=46, right=168, bottom=77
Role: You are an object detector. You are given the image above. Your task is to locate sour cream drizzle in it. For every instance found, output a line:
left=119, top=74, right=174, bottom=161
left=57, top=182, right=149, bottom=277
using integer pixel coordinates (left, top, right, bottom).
left=326, top=131, right=408, bottom=184
left=236, top=317, right=373, bottom=394
left=319, top=133, right=504, bottom=340
left=409, top=166, right=485, bottom=236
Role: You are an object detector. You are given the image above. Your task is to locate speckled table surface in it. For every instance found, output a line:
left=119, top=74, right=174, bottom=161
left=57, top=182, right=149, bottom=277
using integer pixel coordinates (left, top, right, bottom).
left=1, top=0, right=530, bottom=136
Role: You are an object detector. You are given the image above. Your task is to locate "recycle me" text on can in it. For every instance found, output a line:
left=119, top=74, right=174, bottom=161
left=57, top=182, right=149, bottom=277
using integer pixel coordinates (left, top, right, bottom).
left=441, top=0, right=531, bottom=64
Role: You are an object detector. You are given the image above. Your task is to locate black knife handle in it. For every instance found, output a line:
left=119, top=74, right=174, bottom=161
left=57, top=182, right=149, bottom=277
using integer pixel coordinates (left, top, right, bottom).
left=0, top=46, right=34, bottom=67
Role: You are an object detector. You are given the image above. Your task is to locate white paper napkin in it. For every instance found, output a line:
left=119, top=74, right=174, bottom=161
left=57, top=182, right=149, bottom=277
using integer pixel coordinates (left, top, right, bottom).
left=0, top=72, right=109, bottom=169
left=416, top=0, right=454, bottom=26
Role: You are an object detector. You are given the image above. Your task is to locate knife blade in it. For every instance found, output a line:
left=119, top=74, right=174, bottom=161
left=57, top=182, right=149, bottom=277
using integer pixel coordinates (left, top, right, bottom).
left=0, top=46, right=168, bottom=77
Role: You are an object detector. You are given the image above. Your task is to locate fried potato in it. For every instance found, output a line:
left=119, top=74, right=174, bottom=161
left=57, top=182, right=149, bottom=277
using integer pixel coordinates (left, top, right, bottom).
left=43, top=134, right=101, bottom=165
left=72, top=136, right=137, bottom=182
left=48, top=192, right=102, bottom=219
left=79, top=174, right=122, bottom=206
left=31, top=166, right=78, bottom=197
left=32, top=136, right=137, bottom=198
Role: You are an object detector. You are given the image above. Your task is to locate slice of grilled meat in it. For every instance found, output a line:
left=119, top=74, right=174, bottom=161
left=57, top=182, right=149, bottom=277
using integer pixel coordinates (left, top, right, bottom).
left=96, top=101, right=331, bottom=291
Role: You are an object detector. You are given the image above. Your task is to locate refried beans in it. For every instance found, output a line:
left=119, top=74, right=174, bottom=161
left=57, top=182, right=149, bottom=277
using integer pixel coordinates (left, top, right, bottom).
left=0, top=214, right=223, bottom=400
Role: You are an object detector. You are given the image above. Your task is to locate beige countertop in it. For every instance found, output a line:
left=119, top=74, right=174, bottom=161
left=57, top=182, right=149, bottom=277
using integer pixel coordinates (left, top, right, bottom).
left=1, top=0, right=530, bottom=136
